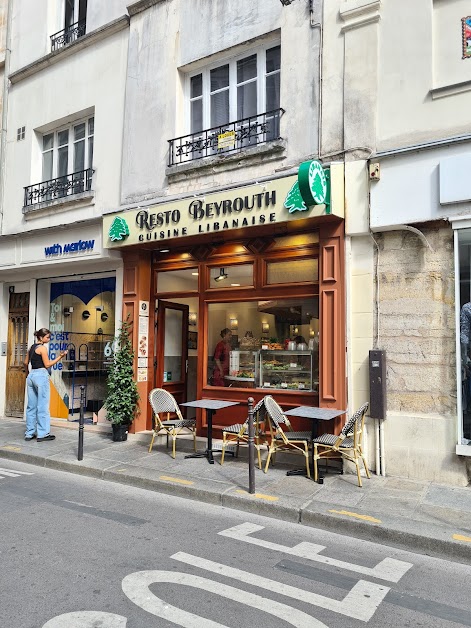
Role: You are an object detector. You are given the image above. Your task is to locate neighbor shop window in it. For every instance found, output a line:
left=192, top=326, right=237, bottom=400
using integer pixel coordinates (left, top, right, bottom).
left=458, top=230, right=471, bottom=445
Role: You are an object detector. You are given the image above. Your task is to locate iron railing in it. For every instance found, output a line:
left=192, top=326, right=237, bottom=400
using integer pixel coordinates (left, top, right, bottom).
left=50, top=20, right=86, bottom=52
left=168, top=108, right=284, bottom=167
left=24, top=168, right=94, bottom=207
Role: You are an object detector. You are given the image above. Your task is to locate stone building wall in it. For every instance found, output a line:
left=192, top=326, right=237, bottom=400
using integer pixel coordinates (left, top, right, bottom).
left=375, top=223, right=469, bottom=485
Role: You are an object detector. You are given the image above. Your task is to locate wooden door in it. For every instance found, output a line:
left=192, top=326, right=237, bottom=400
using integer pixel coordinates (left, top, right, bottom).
left=5, top=292, right=30, bottom=416
left=154, top=300, right=189, bottom=406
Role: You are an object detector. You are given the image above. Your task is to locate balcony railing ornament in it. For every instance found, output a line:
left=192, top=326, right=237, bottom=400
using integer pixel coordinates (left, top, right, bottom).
left=50, top=20, right=86, bottom=52
left=24, top=169, right=94, bottom=208
left=168, top=108, right=284, bottom=167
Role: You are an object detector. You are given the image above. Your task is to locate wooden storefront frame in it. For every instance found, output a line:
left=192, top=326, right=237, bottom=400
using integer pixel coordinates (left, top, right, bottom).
left=124, top=217, right=346, bottom=435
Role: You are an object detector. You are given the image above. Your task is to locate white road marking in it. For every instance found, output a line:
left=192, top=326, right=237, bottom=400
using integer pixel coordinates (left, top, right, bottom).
left=122, top=570, right=328, bottom=628
left=219, top=522, right=412, bottom=583
left=0, top=467, right=34, bottom=479
left=42, top=611, right=127, bottom=627
left=172, top=552, right=389, bottom=622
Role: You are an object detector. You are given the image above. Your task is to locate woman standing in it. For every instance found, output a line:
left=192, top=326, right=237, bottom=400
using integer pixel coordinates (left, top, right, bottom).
left=23, top=328, right=68, bottom=442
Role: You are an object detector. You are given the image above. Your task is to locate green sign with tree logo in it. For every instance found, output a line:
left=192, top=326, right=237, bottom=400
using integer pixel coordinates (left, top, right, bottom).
left=109, top=216, right=130, bottom=242
left=284, top=160, right=330, bottom=214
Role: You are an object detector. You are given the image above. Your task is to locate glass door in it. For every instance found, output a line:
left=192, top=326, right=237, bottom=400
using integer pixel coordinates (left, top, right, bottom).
left=155, top=300, right=189, bottom=406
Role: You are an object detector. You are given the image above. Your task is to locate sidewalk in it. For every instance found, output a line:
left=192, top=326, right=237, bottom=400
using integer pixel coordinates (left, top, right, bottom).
left=1, top=417, right=471, bottom=563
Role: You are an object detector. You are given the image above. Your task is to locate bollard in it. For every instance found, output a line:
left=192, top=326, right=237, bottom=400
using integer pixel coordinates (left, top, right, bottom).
left=78, top=385, right=85, bottom=461
left=247, top=397, right=255, bottom=494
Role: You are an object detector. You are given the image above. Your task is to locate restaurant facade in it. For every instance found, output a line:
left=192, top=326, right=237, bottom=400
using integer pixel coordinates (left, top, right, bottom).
left=103, top=163, right=348, bottom=435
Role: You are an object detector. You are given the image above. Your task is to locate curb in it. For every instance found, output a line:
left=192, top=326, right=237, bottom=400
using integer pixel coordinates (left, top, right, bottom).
left=1, top=447, right=470, bottom=564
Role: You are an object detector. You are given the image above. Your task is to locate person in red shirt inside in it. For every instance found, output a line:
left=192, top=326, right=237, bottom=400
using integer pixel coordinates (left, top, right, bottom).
left=212, top=328, right=232, bottom=386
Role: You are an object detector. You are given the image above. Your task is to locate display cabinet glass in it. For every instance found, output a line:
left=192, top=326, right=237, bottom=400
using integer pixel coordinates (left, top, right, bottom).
left=226, top=350, right=257, bottom=387
left=259, top=350, right=316, bottom=391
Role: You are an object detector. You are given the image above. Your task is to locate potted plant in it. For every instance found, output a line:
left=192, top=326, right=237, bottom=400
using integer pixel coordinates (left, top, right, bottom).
left=104, top=318, right=139, bottom=441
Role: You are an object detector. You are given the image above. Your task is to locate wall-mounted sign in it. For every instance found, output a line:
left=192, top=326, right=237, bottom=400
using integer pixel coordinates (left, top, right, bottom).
left=138, top=332, right=148, bottom=358
left=103, top=166, right=344, bottom=248
left=217, top=131, right=236, bottom=150
left=463, top=16, right=471, bottom=59
left=139, top=301, right=149, bottom=316
left=109, top=216, right=130, bottom=242
left=137, top=368, right=148, bottom=382
left=44, top=239, right=95, bottom=257
left=284, top=160, right=330, bottom=214
left=138, top=316, right=148, bottom=335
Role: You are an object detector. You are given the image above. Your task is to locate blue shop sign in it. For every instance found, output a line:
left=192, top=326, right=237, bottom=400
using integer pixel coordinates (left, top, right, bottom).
left=45, top=239, right=95, bottom=257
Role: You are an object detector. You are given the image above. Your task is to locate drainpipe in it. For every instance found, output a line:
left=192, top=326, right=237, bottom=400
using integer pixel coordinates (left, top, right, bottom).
left=0, top=0, right=13, bottom=233
left=312, top=0, right=323, bottom=158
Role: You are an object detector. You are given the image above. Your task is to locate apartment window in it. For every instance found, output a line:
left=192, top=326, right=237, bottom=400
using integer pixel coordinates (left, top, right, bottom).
left=51, top=0, right=87, bottom=51
left=42, top=117, right=94, bottom=182
left=65, top=0, right=87, bottom=30
left=17, top=127, right=25, bottom=141
left=189, top=44, right=280, bottom=133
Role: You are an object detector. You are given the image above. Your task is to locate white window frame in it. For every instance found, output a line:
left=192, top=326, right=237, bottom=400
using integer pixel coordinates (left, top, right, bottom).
left=42, top=116, right=94, bottom=182
left=186, top=41, right=281, bottom=134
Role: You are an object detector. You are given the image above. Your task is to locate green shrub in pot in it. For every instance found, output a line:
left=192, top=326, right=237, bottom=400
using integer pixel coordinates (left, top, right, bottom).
left=104, top=319, right=139, bottom=439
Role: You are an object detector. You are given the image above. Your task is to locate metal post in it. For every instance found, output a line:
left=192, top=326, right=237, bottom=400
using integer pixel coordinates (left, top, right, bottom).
left=78, top=385, right=85, bottom=461
left=247, top=397, right=255, bottom=494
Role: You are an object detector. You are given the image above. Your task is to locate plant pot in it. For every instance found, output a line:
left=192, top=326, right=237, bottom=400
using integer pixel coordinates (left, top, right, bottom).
left=112, top=423, right=129, bottom=442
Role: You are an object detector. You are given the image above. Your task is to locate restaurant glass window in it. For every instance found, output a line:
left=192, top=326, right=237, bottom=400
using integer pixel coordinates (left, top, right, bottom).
left=457, top=229, right=471, bottom=444
left=38, top=276, right=116, bottom=419
left=207, top=298, right=319, bottom=391
left=156, top=268, right=199, bottom=292
left=266, top=258, right=318, bottom=284
left=209, top=264, right=253, bottom=288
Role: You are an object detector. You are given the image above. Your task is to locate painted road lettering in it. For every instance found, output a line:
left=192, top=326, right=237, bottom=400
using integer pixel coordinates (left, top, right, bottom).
left=0, top=467, right=34, bottom=480
left=172, top=552, right=389, bottom=622
left=122, top=570, right=327, bottom=628
left=43, top=521, right=413, bottom=627
left=218, top=522, right=412, bottom=583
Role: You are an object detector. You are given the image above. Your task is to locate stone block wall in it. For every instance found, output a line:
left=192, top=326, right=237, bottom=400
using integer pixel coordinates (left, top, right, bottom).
left=375, top=223, right=469, bottom=485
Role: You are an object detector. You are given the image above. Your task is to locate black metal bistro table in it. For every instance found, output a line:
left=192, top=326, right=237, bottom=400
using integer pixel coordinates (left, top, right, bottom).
left=284, top=406, right=346, bottom=483
left=180, top=399, right=240, bottom=464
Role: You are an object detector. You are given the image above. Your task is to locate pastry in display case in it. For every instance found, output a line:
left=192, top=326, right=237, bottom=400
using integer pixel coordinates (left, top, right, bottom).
left=259, top=350, right=316, bottom=391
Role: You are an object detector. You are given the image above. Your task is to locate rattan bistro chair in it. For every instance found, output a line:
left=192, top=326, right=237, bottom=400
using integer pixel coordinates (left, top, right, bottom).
left=264, top=395, right=312, bottom=478
left=220, top=397, right=268, bottom=469
left=313, top=402, right=370, bottom=486
left=148, top=388, right=196, bottom=458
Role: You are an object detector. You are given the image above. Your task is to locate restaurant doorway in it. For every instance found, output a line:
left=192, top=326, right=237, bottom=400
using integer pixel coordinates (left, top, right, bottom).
left=155, top=300, right=189, bottom=406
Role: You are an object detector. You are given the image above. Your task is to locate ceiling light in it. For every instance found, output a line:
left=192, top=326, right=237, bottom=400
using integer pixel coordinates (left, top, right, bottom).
left=214, top=268, right=228, bottom=283
left=191, top=272, right=199, bottom=276
left=160, top=249, right=170, bottom=253
left=231, top=283, right=240, bottom=287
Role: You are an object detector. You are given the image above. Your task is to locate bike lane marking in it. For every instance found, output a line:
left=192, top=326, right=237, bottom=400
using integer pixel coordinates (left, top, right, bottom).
left=218, top=522, right=412, bottom=583
left=172, top=552, right=389, bottom=622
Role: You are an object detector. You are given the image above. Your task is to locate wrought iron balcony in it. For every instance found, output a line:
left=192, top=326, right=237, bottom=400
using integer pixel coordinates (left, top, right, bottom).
left=24, top=168, right=94, bottom=208
left=168, top=108, right=284, bottom=167
left=50, top=20, right=86, bottom=52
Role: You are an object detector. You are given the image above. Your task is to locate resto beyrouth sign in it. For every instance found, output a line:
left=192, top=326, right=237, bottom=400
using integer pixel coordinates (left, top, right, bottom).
left=103, top=162, right=344, bottom=247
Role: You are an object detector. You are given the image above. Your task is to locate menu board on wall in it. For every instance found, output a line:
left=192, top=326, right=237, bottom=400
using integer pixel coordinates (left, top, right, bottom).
left=138, top=316, right=148, bottom=358
left=137, top=368, right=148, bottom=382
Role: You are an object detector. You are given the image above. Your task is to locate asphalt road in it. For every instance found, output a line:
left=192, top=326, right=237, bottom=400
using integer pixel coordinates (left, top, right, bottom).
left=0, top=460, right=470, bottom=628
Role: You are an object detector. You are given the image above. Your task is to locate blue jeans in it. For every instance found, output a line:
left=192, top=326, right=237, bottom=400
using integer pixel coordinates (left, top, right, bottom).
left=25, top=369, right=51, bottom=438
